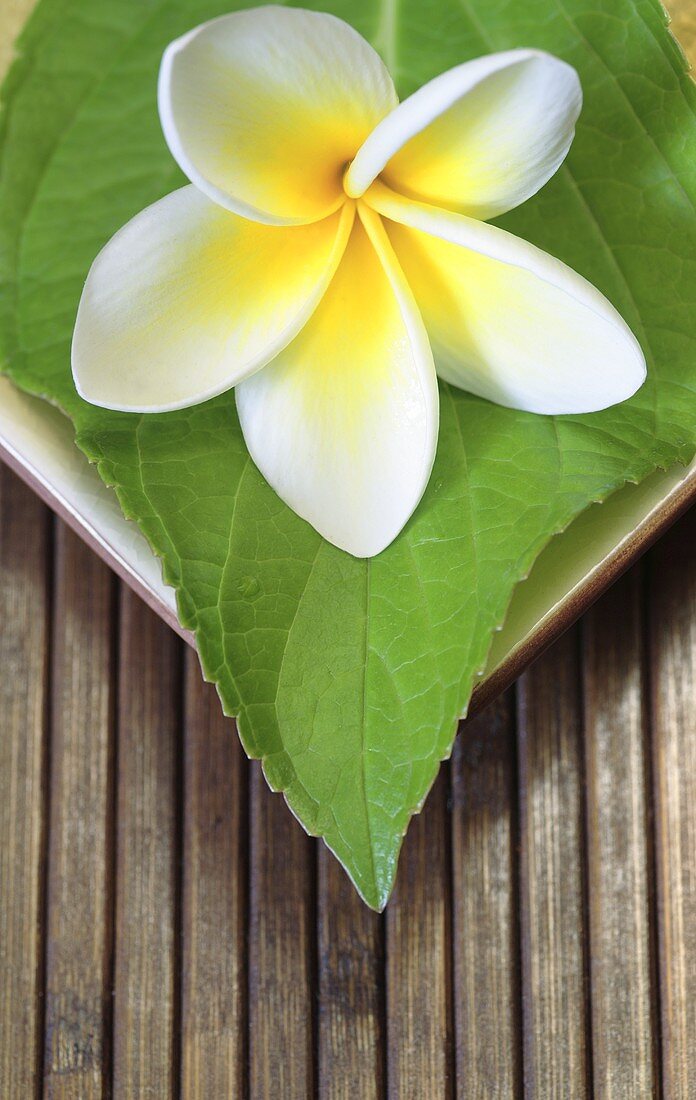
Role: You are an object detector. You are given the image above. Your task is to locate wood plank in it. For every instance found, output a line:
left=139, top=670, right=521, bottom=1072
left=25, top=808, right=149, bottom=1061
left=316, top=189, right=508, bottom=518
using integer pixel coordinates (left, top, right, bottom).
left=248, top=761, right=315, bottom=1099
left=649, top=509, right=696, bottom=1100
left=386, top=769, right=453, bottom=1100
left=317, top=846, right=385, bottom=1100
left=450, top=693, right=521, bottom=1099
left=111, top=588, right=180, bottom=1098
left=0, top=468, right=51, bottom=1099
left=181, top=650, right=248, bottom=1098
left=517, top=628, right=590, bottom=1099
left=582, top=570, right=657, bottom=1098
left=42, top=523, right=116, bottom=1099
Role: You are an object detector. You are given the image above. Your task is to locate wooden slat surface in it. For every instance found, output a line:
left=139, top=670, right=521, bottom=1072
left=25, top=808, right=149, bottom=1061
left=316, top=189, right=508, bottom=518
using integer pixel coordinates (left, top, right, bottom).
left=0, top=470, right=694, bottom=1100
left=386, top=770, right=453, bottom=1098
left=43, top=523, right=116, bottom=1099
left=317, top=847, right=384, bottom=1099
left=248, top=761, right=315, bottom=1098
left=112, top=588, right=180, bottom=1097
left=649, top=508, right=696, bottom=1099
left=451, top=692, right=521, bottom=1099
left=583, top=571, right=658, bottom=1098
left=0, top=468, right=50, bottom=1098
left=517, top=628, right=590, bottom=1099
left=180, top=649, right=247, bottom=1097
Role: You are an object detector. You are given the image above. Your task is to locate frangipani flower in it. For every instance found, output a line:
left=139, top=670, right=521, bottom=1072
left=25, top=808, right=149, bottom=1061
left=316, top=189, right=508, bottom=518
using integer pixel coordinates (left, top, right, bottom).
left=72, top=6, right=646, bottom=557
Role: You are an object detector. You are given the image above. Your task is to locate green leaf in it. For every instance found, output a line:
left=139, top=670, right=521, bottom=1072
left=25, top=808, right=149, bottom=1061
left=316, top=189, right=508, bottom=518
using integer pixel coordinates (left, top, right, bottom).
left=1, top=0, right=695, bottom=908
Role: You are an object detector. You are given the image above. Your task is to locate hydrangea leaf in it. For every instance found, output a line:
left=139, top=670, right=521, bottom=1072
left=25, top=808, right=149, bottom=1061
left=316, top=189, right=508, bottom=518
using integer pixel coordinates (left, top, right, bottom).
left=1, top=0, right=695, bottom=908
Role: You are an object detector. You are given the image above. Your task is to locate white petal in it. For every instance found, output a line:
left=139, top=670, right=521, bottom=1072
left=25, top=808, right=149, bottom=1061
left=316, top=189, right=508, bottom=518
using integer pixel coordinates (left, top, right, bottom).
left=367, top=184, right=646, bottom=414
left=235, top=205, right=439, bottom=557
left=346, top=50, right=581, bottom=220
left=158, top=6, right=397, bottom=225
left=72, top=186, right=354, bottom=412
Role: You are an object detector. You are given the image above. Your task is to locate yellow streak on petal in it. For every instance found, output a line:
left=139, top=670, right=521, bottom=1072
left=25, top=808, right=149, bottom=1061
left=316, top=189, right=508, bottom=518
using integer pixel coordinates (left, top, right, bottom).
left=346, top=50, right=581, bottom=220
left=159, top=8, right=398, bottom=224
left=72, top=189, right=355, bottom=412
left=235, top=207, right=438, bottom=557
left=377, top=195, right=645, bottom=414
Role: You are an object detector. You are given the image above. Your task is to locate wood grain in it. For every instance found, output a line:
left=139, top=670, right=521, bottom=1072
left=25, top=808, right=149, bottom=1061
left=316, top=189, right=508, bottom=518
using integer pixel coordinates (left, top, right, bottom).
left=112, top=588, right=181, bottom=1097
left=317, top=847, right=385, bottom=1100
left=451, top=693, right=522, bottom=1100
left=386, top=769, right=454, bottom=1100
left=181, top=650, right=248, bottom=1098
left=0, top=469, right=50, bottom=1099
left=248, top=762, right=315, bottom=1099
left=517, top=628, right=590, bottom=1099
left=0, top=484, right=694, bottom=1099
left=582, top=571, right=658, bottom=1098
left=42, top=523, right=116, bottom=1100
left=649, top=509, right=696, bottom=1100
